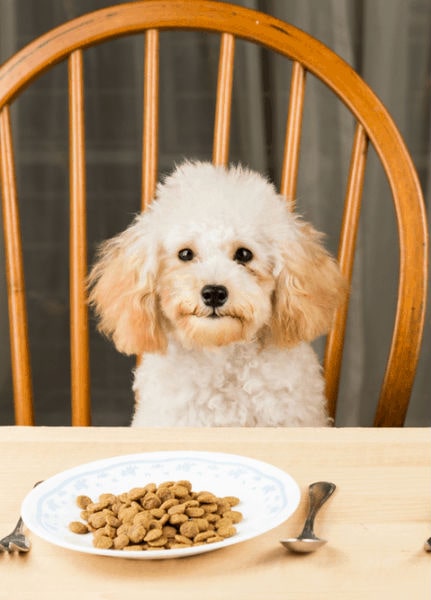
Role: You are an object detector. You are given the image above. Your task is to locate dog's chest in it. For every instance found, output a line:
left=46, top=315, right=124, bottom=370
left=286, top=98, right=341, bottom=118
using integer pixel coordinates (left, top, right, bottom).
left=172, top=344, right=267, bottom=391
left=133, top=340, right=325, bottom=426
left=137, top=343, right=275, bottom=425
left=142, top=340, right=299, bottom=407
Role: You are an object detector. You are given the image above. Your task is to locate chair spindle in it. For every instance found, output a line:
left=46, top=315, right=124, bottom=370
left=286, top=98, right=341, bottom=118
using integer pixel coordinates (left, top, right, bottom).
left=0, top=106, right=34, bottom=425
left=68, top=50, right=91, bottom=426
left=213, top=33, right=235, bottom=166
left=142, top=29, right=160, bottom=209
left=280, top=61, right=306, bottom=206
left=324, top=123, right=368, bottom=419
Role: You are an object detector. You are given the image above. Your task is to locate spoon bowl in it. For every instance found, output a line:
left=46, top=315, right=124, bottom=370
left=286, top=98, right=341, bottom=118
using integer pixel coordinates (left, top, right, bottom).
left=280, top=481, right=336, bottom=553
left=280, top=535, right=328, bottom=553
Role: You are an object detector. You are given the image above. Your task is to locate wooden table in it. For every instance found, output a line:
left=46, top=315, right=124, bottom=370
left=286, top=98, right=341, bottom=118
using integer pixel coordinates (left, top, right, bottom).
left=1, top=427, right=430, bottom=599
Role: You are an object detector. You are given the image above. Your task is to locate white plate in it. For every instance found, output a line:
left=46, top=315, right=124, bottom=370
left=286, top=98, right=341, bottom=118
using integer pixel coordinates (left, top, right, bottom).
left=21, top=451, right=300, bottom=560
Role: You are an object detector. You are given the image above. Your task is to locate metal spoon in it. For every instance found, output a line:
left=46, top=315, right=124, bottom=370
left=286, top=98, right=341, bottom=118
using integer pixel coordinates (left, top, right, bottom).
left=280, top=481, right=336, bottom=553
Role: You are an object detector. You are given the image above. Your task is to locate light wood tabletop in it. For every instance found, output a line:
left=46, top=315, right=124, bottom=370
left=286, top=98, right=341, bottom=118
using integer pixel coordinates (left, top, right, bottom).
left=1, top=426, right=430, bottom=599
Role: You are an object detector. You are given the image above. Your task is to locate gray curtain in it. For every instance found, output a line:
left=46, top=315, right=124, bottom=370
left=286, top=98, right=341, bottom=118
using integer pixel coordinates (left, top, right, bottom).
left=0, top=0, right=429, bottom=426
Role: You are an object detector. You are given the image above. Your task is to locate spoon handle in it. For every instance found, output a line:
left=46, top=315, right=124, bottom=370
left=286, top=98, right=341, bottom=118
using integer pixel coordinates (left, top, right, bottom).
left=300, top=481, right=336, bottom=539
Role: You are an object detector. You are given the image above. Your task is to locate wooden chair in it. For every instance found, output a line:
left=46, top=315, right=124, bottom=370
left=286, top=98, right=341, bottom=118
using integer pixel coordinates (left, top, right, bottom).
left=0, top=1, right=427, bottom=426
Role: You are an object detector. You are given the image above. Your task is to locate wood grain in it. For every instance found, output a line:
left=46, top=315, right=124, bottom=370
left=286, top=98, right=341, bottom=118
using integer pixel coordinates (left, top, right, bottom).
left=1, top=427, right=430, bottom=599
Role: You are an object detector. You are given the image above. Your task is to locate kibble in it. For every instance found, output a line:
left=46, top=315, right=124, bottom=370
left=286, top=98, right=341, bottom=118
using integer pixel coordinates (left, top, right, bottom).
left=76, top=495, right=92, bottom=509
left=68, top=480, right=242, bottom=552
left=68, top=521, right=89, bottom=534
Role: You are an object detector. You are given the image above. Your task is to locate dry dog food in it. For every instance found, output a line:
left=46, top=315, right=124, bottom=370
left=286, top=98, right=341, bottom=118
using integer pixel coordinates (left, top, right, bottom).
left=68, top=480, right=242, bottom=551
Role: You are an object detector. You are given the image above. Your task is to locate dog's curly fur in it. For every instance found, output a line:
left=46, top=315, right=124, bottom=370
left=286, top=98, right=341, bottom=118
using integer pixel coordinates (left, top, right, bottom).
left=88, top=161, right=346, bottom=426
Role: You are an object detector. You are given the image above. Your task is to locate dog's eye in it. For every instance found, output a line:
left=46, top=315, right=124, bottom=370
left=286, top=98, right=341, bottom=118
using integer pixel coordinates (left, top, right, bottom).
left=234, top=247, right=253, bottom=264
left=178, top=248, right=194, bottom=261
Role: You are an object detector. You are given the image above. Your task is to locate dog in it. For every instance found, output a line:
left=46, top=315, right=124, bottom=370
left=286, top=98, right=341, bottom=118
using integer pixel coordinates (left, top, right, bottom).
left=88, top=161, right=346, bottom=427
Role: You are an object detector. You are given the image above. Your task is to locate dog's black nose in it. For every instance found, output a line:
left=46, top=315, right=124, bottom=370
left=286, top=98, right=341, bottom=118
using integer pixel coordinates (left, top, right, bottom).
left=201, top=284, right=228, bottom=308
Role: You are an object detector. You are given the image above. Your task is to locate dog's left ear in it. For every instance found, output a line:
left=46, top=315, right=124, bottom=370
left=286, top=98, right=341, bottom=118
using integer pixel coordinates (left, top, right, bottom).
left=270, top=220, right=347, bottom=347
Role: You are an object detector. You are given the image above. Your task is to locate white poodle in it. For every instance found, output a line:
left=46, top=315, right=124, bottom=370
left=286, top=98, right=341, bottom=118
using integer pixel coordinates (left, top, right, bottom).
left=88, top=161, right=346, bottom=427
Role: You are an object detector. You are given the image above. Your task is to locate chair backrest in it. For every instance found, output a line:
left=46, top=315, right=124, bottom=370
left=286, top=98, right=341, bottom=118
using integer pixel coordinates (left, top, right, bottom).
left=0, top=0, right=428, bottom=426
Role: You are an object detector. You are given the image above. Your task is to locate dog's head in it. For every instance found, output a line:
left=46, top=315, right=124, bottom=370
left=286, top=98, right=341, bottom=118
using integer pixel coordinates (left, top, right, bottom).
left=88, top=161, right=346, bottom=355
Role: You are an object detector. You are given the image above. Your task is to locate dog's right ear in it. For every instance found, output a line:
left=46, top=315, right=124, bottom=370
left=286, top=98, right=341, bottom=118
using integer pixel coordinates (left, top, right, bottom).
left=87, top=216, right=167, bottom=356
